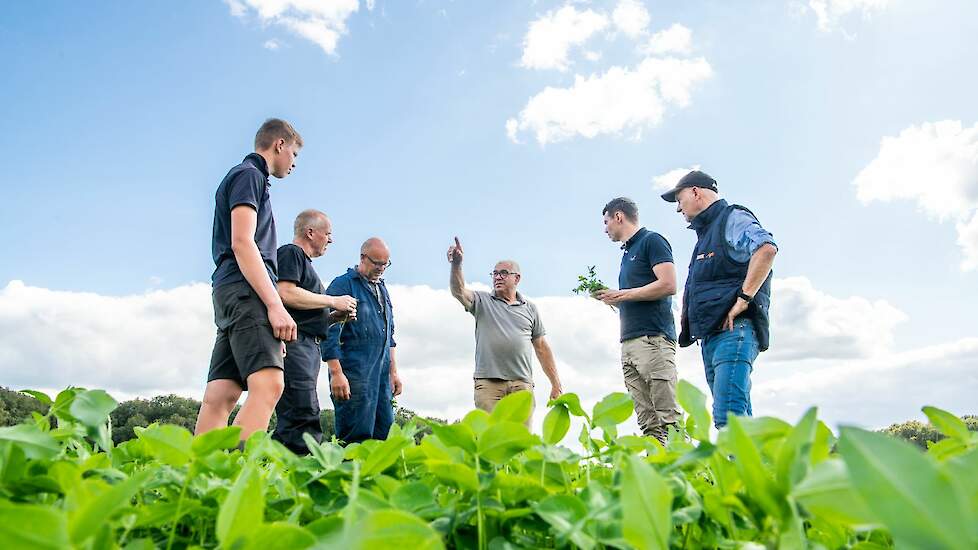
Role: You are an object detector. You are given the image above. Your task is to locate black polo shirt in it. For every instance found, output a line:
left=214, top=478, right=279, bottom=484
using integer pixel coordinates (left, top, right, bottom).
left=618, top=227, right=677, bottom=343
left=277, top=243, right=330, bottom=338
left=211, top=153, right=278, bottom=287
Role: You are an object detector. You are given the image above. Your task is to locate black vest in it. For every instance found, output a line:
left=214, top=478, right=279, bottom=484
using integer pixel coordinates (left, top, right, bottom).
left=679, top=200, right=773, bottom=351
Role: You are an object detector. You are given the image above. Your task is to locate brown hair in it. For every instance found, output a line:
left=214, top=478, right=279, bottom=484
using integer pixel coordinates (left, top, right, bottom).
left=254, top=118, right=303, bottom=150
left=602, top=197, right=639, bottom=223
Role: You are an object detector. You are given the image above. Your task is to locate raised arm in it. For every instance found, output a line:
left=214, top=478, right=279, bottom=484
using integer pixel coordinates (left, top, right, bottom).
left=447, top=236, right=475, bottom=310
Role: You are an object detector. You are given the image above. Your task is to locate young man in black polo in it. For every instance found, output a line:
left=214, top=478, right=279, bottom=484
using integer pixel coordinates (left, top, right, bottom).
left=596, top=197, right=681, bottom=446
left=194, top=118, right=302, bottom=443
left=272, top=209, right=358, bottom=454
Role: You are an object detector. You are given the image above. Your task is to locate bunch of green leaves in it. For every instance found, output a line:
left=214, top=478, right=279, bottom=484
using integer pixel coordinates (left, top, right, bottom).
left=1, top=383, right=976, bottom=549
left=572, top=266, right=608, bottom=296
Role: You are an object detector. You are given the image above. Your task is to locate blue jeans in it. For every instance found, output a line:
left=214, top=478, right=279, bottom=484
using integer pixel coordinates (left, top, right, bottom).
left=701, top=318, right=759, bottom=428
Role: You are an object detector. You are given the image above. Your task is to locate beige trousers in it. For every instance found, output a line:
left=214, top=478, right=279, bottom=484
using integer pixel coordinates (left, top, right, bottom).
left=621, top=335, right=681, bottom=444
left=473, top=378, right=534, bottom=426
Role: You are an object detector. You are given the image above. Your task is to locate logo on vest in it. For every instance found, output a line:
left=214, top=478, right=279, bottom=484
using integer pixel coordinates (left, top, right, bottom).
left=696, top=252, right=716, bottom=260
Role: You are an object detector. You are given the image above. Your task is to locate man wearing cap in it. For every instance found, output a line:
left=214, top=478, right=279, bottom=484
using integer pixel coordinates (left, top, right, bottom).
left=660, top=170, right=777, bottom=428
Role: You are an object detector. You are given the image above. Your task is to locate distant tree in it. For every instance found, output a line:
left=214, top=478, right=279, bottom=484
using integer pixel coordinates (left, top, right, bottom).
left=0, top=387, right=48, bottom=426
left=880, top=415, right=978, bottom=449
left=110, top=394, right=202, bottom=444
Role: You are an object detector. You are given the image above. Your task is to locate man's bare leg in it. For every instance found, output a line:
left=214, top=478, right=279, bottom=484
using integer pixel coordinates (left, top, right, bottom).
left=232, top=367, right=285, bottom=441
left=195, top=379, right=243, bottom=435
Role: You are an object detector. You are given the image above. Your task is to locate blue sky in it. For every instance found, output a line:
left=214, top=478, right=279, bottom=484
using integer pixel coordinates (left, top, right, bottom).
left=1, top=1, right=976, bottom=427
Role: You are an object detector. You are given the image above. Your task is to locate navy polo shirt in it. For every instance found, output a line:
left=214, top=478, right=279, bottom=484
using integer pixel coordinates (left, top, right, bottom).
left=618, top=227, right=677, bottom=343
left=211, top=153, right=278, bottom=287
left=277, top=243, right=330, bottom=338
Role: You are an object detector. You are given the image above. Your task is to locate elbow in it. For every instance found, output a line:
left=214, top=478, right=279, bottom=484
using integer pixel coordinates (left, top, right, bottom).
left=762, top=243, right=778, bottom=260
left=230, top=237, right=252, bottom=255
left=664, top=281, right=678, bottom=296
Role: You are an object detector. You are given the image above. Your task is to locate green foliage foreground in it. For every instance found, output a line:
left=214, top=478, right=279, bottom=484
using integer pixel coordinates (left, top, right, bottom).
left=0, top=385, right=976, bottom=549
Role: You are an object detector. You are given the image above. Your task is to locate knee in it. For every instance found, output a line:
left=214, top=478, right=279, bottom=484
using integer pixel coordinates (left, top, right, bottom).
left=249, top=374, right=285, bottom=405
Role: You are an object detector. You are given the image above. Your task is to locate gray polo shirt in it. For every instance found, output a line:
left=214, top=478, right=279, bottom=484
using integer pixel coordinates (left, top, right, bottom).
left=467, top=290, right=546, bottom=382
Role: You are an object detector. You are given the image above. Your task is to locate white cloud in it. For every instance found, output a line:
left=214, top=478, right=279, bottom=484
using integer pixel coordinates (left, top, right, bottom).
left=806, top=0, right=889, bottom=33
left=2, top=276, right=974, bottom=434
left=365, top=0, right=375, bottom=10
left=652, top=165, right=700, bottom=190
left=611, top=0, right=650, bottom=39
left=223, top=0, right=360, bottom=56
left=520, top=5, right=609, bottom=71
left=263, top=39, right=281, bottom=50
left=507, top=56, right=712, bottom=145
left=853, top=120, right=978, bottom=270
left=640, top=23, right=692, bottom=55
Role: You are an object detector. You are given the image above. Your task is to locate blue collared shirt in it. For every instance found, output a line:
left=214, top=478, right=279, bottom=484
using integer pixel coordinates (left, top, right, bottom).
left=725, top=209, right=777, bottom=263
left=320, top=268, right=396, bottom=365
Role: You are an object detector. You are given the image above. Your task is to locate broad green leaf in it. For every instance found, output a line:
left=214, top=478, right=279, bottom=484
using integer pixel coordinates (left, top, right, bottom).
left=839, top=426, right=973, bottom=550
left=192, top=426, right=242, bottom=456
left=243, top=522, right=316, bottom=550
left=922, top=406, right=973, bottom=443
left=542, top=405, right=570, bottom=445
left=0, top=423, right=60, bottom=459
left=361, top=436, right=412, bottom=477
left=462, top=409, right=491, bottom=436
left=391, top=481, right=437, bottom=513
left=676, top=380, right=711, bottom=442
left=489, top=390, right=533, bottom=425
left=68, top=470, right=151, bottom=544
left=775, top=407, right=817, bottom=491
left=348, top=509, right=445, bottom=550
left=791, top=459, right=877, bottom=526
left=620, top=455, right=672, bottom=550
left=477, top=421, right=540, bottom=464
left=927, top=437, right=969, bottom=460
left=305, top=434, right=344, bottom=471
left=136, top=424, right=193, bottom=466
left=68, top=389, right=117, bottom=429
left=943, top=448, right=978, bottom=541
left=19, top=389, right=53, bottom=406
left=217, top=464, right=264, bottom=546
left=50, top=388, right=79, bottom=421
left=725, top=416, right=784, bottom=520
left=425, top=461, right=478, bottom=492
left=0, top=502, right=70, bottom=550
left=549, top=392, right=588, bottom=419
left=592, top=392, right=633, bottom=429
left=534, top=494, right=595, bottom=550
left=428, top=422, right=477, bottom=454
left=492, top=472, right=547, bottom=505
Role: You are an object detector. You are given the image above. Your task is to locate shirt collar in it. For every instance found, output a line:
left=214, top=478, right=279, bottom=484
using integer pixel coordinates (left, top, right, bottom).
left=243, top=153, right=270, bottom=179
left=621, top=227, right=649, bottom=250
left=491, top=290, right=526, bottom=305
left=348, top=267, right=384, bottom=285
left=688, top=199, right=728, bottom=231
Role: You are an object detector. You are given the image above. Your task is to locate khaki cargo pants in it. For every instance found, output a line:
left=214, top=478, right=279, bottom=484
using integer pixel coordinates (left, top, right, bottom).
left=474, top=378, right=534, bottom=427
left=621, top=335, right=680, bottom=445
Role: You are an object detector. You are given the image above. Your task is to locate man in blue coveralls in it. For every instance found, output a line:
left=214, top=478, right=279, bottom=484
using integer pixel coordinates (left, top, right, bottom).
left=321, top=237, right=403, bottom=444
left=660, top=170, right=778, bottom=428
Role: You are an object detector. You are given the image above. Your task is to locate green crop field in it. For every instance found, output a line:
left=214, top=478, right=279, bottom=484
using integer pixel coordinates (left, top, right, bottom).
left=0, top=384, right=975, bottom=549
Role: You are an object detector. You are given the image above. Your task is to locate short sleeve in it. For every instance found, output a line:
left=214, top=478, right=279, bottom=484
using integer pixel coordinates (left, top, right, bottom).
left=725, top=210, right=777, bottom=263
left=226, top=169, right=264, bottom=211
left=276, top=245, right=304, bottom=284
left=644, top=232, right=674, bottom=267
left=529, top=302, right=546, bottom=339
left=468, top=290, right=488, bottom=315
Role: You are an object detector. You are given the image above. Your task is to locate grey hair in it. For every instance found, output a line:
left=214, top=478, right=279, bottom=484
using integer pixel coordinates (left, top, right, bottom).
left=495, top=259, right=521, bottom=274
left=293, top=209, right=328, bottom=237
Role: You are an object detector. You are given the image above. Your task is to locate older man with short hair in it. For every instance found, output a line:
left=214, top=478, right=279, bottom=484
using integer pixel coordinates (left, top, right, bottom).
left=271, top=209, right=357, bottom=454
left=321, top=238, right=402, bottom=444
left=447, top=237, right=563, bottom=421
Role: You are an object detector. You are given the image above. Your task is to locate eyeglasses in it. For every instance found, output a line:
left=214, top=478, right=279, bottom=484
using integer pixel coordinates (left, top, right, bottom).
left=491, top=270, right=519, bottom=278
left=361, top=254, right=392, bottom=268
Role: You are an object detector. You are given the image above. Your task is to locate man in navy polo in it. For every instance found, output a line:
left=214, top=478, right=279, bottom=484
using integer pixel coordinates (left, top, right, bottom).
left=321, top=237, right=403, bottom=444
left=660, top=170, right=778, bottom=428
left=194, top=118, right=302, bottom=443
left=596, top=197, right=681, bottom=445
left=272, top=209, right=358, bottom=454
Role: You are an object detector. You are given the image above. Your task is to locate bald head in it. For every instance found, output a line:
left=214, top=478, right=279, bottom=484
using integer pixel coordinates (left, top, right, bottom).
left=358, top=237, right=391, bottom=282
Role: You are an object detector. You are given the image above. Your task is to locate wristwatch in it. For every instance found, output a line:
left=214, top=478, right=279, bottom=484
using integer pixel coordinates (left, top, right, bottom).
left=737, top=290, right=754, bottom=303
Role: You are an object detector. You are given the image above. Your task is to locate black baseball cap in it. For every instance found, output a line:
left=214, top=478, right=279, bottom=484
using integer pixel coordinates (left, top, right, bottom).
left=660, top=170, right=718, bottom=202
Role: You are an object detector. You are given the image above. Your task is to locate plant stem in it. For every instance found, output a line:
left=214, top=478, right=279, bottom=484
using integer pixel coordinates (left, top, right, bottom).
left=166, top=465, right=193, bottom=550
left=475, top=454, right=486, bottom=550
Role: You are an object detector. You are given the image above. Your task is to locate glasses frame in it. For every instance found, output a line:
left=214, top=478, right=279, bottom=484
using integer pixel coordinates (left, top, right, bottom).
left=361, top=253, right=392, bottom=269
left=490, top=270, right=520, bottom=279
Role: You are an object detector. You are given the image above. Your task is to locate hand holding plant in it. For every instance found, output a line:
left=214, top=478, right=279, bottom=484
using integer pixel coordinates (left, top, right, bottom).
left=573, top=265, right=617, bottom=311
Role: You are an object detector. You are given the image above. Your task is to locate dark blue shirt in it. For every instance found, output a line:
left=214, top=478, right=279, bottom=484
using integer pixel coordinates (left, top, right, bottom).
left=618, top=227, right=677, bottom=343
left=211, top=153, right=278, bottom=288
left=277, top=243, right=330, bottom=338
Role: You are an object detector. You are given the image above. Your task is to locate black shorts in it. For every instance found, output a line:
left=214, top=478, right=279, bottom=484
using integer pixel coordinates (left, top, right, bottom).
left=207, top=281, right=284, bottom=390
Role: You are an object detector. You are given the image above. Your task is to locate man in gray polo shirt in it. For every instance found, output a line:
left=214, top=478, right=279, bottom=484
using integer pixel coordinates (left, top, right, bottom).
left=447, top=237, right=563, bottom=420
